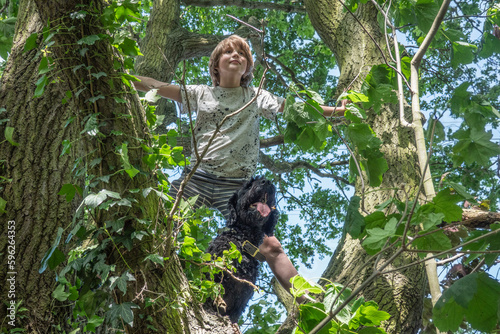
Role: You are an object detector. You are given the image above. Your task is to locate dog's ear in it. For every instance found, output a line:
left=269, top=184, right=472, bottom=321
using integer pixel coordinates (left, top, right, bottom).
left=263, top=209, right=279, bottom=236
left=226, top=191, right=239, bottom=226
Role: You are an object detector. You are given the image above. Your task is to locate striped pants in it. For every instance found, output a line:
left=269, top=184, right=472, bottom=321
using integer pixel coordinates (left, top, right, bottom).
left=169, top=169, right=247, bottom=220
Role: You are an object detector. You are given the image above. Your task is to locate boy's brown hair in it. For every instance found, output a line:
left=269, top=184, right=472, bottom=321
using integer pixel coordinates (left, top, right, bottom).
left=209, top=35, right=254, bottom=87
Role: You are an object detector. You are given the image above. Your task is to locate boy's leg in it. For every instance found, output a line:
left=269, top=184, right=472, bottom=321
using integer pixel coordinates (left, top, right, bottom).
left=259, top=236, right=305, bottom=302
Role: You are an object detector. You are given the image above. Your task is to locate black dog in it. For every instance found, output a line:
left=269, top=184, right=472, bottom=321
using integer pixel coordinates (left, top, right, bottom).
left=204, top=176, right=278, bottom=323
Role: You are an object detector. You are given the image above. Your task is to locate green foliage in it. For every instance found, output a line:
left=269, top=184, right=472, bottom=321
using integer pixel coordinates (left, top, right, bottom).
left=290, top=278, right=390, bottom=333
left=433, top=272, right=500, bottom=332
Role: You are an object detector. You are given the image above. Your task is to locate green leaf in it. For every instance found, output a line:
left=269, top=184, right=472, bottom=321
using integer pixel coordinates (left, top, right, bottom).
left=5, top=126, right=19, bottom=146
left=0, top=196, right=6, bottom=214
left=84, top=315, right=104, bottom=332
left=346, top=90, right=369, bottom=103
left=362, top=217, right=398, bottom=254
left=452, top=127, right=500, bottom=167
left=323, top=283, right=353, bottom=324
left=109, top=271, right=135, bottom=295
left=297, top=303, right=331, bottom=334
left=108, top=302, right=139, bottom=327
left=345, top=196, right=365, bottom=238
left=58, top=184, right=82, bottom=202
left=38, top=56, right=53, bottom=75
left=290, top=276, right=325, bottom=298
left=119, top=37, right=142, bottom=56
left=451, top=41, right=478, bottom=68
left=417, top=212, right=445, bottom=231
left=84, top=191, right=107, bottom=208
left=479, top=32, right=500, bottom=58
left=363, top=156, right=388, bottom=187
left=349, top=301, right=390, bottom=329
left=419, top=188, right=463, bottom=223
left=415, top=0, right=440, bottom=33
left=47, top=247, right=66, bottom=270
left=412, top=229, right=452, bottom=256
left=39, top=227, right=64, bottom=273
left=53, top=284, right=71, bottom=302
left=180, top=236, right=202, bottom=258
left=425, top=118, right=445, bottom=143
left=34, top=74, right=49, bottom=97
left=120, top=143, right=140, bottom=178
left=77, top=35, right=101, bottom=45
left=144, top=254, right=164, bottom=266
left=24, top=33, right=38, bottom=52
left=434, top=272, right=500, bottom=332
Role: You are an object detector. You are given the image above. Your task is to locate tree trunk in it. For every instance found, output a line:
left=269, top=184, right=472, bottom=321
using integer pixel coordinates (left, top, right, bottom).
left=305, top=0, right=426, bottom=332
left=0, top=1, right=236, bottom=333
left=0, top=0, right=79, bottom=329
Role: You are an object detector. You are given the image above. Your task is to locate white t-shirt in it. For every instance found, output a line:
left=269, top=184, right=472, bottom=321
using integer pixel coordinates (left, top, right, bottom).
left=180, top=85, right=285, bottom=178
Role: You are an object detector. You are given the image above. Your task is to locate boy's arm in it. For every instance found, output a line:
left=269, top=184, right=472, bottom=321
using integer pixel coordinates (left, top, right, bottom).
left=277, top=99, right=348, bottom=117
left=132, top=75, right=182, bottom=103
left=320, top=99, right=348, bottom=117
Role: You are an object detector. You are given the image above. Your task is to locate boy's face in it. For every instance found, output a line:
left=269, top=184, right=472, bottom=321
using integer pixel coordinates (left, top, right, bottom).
left=216, top=44, right=248, bottom=81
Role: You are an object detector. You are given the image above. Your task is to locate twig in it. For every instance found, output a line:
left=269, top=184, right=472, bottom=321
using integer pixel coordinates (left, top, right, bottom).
left=182, top=259, right=260, bottom=290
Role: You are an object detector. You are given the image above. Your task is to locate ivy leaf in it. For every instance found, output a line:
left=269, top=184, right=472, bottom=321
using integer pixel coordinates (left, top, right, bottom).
left=58, top=184, right=83, bottom=202
left=109, top=271, right=135, bottom=295
left=39, top=227, right=64, bottom=274
left=84, top=192, right=107, bottom=208
left=108, top=302, right=139, bottom=327
left=53, top=284, right=71, bottom=302
left=77, top=34, right=101, bottom=45
left=120, top=143, right=140, bottom=178
left=34, top=74, right=49, bottom=98
left=452, top=127, right=500, bottom=167
left=434, top=272, right=500, bottom=332
left=143, top=254, right=165, bottom=267
left=5, top=126, right=19, bottom=146
left=47, top=247, right=66, bottom=270
left=0, top=197, right=6, bottom=214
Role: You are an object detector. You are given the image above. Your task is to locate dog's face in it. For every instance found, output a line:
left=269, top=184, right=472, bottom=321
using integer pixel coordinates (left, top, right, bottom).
left=227, top=176, right=278, bottom=236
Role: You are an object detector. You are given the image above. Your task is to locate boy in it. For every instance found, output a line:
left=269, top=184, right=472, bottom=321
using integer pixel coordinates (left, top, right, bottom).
left=133, top=35, right=346, bottom=302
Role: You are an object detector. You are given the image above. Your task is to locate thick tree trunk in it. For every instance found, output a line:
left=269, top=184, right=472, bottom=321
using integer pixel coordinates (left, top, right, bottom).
left=305, top=0, right=426, bottom=332
left=0, top=1, right=236, bottom=333
left=0, top=0, right=78, bottom=329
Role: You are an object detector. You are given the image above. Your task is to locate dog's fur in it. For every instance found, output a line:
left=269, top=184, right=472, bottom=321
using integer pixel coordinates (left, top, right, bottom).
left=204, top=176, right=278, bottom=323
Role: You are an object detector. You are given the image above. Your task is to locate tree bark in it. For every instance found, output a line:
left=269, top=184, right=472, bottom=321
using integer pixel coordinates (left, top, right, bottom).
left=0, top=0, right=78, bottom=328
left=305, top=0, right=426, bottom=332
left=0, top=1, right=236, bottom=333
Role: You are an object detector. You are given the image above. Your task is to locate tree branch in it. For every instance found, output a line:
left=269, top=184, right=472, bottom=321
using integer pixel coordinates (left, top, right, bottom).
left=260, top=134, right=284, bottom=148
left=460, top=209, right=500, bottom=229
left=181, top=0, right=306, bottom=13
left=259, top=152, right=351, bottom=184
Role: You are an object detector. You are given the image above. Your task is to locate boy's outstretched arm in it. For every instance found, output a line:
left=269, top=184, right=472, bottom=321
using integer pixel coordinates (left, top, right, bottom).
left=320, top=99, right=348, bottom=117
left=132, top=75, right=182, bottom=103
left=278, top=99, right=348, bottom=117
